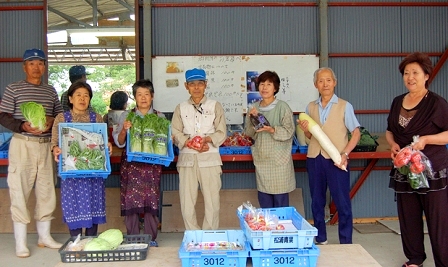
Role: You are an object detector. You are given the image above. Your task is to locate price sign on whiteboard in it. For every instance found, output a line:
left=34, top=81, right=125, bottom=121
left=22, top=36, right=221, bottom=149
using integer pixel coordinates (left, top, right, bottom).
left=152, top=55, right=319, bottom=124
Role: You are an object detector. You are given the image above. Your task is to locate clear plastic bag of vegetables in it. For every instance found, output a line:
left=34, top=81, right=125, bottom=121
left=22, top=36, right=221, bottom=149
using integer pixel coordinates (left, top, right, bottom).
left=393, top=136, right=434, bottom=189
left=60, top=127, right=107, bottom=172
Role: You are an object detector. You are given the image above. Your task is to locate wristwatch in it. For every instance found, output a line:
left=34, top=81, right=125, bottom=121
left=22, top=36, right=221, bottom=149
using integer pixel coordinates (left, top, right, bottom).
left=341, top=152, right=349, bottom=160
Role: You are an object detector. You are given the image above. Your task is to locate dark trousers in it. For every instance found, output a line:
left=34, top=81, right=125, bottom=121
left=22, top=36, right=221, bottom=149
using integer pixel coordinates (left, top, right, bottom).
left=307, top=154, right=352, bottom=244
left=125, top=213, right=159, bottom=241
left=69, top=224, right=98, bottom=237
left=397, top=189, right=448, bottom=267
left=257, top=191, right=289, bottom=208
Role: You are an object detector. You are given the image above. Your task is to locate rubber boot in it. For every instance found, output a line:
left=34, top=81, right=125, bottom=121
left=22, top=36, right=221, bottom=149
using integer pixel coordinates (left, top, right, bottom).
left=13, top=222, right=30, bottom=258
left=36, top=221, right=62, bottom=249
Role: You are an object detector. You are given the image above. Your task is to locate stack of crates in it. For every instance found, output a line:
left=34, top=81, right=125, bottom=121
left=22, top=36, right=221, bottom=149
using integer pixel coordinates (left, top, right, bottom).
left=237, top=207, right=320, bottom=267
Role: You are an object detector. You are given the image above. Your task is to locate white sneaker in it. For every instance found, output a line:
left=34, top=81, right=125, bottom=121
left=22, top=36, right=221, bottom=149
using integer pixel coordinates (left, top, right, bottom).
left=315, top=240, right=328, bottom=245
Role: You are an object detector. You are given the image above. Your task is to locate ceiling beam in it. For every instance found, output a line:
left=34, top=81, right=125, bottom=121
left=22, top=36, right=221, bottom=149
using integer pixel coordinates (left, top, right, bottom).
left=48, top=10, right=134, bottom=31
left=48, top=6, right=92, bottom=27
left=83, top=0, right=104, bottom=17
left=114, top=0, right=134, bottom=12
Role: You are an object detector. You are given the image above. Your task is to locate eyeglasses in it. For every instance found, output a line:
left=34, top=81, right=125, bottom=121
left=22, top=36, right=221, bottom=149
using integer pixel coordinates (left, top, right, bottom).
left=187, top=81, right=206, bottom=87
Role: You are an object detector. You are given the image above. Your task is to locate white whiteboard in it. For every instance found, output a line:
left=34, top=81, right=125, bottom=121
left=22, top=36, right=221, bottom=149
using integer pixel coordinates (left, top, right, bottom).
left=152, top=55, right=319, bottom=124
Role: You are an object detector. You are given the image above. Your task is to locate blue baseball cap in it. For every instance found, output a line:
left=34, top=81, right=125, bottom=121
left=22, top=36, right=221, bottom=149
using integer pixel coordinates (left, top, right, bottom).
left=185, top=68, right=206, bottom=82
left=23, top=48, right=46, bottom=61
left=69, top=65, right=89, bottom=77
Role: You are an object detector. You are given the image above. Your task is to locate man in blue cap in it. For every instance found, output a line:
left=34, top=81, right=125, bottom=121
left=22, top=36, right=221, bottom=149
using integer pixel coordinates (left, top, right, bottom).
left=60, top=65, right=91, bottom=112
left=0, top=48, right=64, bottom=257
left=171, top=68, right=227, bottom=230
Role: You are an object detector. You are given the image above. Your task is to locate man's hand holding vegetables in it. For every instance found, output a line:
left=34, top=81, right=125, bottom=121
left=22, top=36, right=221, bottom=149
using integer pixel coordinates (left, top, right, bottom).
left=297, top=117, right=360, bottom=171
left=185, top=135, right=211, bottom=152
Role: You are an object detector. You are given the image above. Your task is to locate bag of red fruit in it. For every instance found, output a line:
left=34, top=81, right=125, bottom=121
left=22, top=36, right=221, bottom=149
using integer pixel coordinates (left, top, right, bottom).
left=394, top=136, right=434, bottom=189
left=187, top=135, right=203, bottom=150
left=237, top=201, right=285, bottom=231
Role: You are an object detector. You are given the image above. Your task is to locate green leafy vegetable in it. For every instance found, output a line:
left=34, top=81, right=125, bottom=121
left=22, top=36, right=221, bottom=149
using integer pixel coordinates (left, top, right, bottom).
left=69, top=141, right=82, bottom=157
left=154, top=119, right=170, bottom=155
left=127, top=112, right=170, bottom=155
left=142, top=113, right=158, bottom=154
left=20, top=102, right=46, bottom=131
left=127, top=112, right=143, bottom=152
left=97, top=229, right=123, bottom=249
left=348, top=127, right=378, bottom=146
left=83, top=238, right=113, bottom=251
left=74, top=148, right=106, bottom=170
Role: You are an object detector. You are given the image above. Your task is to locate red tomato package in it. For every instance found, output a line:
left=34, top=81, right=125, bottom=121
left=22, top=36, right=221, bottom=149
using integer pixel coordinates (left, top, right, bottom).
left=187, top=136, right=203, bottom=150
left=238, top=201, right=285, bottom=231
left=221, top=132, right=253, bottom=147
left=394, top=136, right=434, bottom=189
left=393, top=146, right=412, bottom=168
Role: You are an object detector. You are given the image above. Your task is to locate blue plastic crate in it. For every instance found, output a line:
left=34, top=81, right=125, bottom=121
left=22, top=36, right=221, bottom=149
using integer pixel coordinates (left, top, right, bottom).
left=291, top=135, right=299, bottom=153
left=220, top=135, right=298, bottom=155
left=179, top=230, right=250, bottom=267
left=298, top=146, right=308, bottom=154
left=0, top=132, right=13, bottom=151
left=0, top=150, right=8, bottom=159
left=237, top=207, right=317, bottom=250
left=219, top=146, right=252, bottom=155
left=0, top=132, right=12, bottom=158
left=250, top=244, right=320, bottom=267
left=126, top=127, right=174, bottom=167
left=58, top=123, right=111, bottom=179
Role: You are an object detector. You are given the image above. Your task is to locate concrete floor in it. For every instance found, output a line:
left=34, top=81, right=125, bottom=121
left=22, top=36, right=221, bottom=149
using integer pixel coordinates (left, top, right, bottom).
left=0, top=224, right=435, bottom=267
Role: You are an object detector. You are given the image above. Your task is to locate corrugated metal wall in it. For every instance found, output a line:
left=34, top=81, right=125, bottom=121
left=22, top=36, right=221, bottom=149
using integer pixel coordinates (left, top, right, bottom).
left=152, top=6, right=318, bottom=55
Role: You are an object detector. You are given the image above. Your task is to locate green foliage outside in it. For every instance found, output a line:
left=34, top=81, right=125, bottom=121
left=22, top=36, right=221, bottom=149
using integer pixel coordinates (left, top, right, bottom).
left=48, top=65, right=136, bottom=115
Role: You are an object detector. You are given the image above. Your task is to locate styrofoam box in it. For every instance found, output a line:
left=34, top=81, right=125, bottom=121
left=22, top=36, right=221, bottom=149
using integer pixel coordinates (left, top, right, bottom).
left=126, top=127, right=174, bottom=167
left=179, top=230, right=250, bottom=267
left=250, top=244, right=320, bottom=267
left=58, top=123, right=111, bottom=179
left=237, top=207, right=318, bottom=250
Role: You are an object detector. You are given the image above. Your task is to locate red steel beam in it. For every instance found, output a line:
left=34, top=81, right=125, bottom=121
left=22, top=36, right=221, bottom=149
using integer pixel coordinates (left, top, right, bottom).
left=0, top=6, right=43, bottom=11
left=330, top=53, right=443, bottom=57
left=428, top=48, right=448, bottom=86
left=330, top=2, right=448, bottom=7
left=151, top=2, right=448, bottom=8
left=152, top=2, right=316, bottom=7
